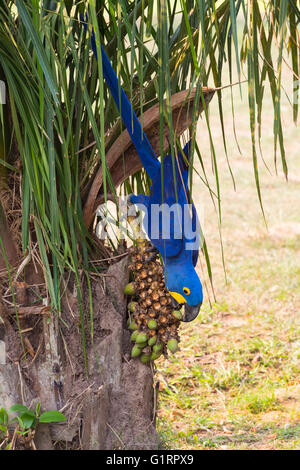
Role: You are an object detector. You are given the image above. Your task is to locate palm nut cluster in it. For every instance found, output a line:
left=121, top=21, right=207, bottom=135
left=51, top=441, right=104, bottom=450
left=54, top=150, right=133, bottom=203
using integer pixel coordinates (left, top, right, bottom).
left=124, top=241, right=182, bottom=363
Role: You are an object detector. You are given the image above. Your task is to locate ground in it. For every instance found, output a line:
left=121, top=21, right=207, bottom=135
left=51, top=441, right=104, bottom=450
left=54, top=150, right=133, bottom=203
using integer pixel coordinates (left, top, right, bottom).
left=156, top=67, right=300, bottom=450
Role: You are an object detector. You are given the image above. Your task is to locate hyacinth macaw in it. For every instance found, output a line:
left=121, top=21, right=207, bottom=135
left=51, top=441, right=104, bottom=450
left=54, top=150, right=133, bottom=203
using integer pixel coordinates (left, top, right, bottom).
left=85, top=21, right=203, bottom=321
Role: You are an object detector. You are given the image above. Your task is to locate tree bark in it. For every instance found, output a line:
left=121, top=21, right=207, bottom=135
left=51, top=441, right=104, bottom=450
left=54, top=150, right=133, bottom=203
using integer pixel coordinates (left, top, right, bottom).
left=0, top=199, right=18, bottom=272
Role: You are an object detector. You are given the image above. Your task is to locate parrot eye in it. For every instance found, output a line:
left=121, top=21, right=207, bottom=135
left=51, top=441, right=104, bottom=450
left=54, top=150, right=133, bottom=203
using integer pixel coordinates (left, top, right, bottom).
left=183, top=287, right=190, bottom=295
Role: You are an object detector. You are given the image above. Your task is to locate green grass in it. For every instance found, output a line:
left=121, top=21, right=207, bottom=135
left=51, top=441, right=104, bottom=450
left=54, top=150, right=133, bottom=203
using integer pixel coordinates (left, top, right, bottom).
left=156, top=65, right=300, bottom=450
left=244, top=394, right=280, bottom=415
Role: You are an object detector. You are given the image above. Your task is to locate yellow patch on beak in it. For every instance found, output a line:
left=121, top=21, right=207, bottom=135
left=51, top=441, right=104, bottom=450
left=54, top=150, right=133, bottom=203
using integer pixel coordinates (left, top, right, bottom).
left=169, top=292, right=186, bottom=305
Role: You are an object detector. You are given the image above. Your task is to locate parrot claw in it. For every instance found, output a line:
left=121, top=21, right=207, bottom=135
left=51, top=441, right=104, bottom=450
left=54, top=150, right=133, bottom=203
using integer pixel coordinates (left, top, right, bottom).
left=143, top=244, right=159, bottom=263
left=119, top=195, right=139, bottom=222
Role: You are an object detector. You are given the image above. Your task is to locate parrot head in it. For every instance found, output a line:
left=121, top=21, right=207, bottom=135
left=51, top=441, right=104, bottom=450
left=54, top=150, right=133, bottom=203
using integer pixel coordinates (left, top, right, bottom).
left=164, top=263, right=203, bottom=322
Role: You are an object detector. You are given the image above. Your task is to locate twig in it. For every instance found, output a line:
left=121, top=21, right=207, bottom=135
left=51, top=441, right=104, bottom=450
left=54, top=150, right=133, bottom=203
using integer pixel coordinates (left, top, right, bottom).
left=17, top=362, right=26, bottom=404
left=10, top=426, right=18, bottom=450
left=22, top=339, right=42, bottom=368
left=13, top=254, right=31, bottom=282
left=58, top=382, right=95, bottom=414
left=0, top=437, right=9, bottom=449
left=89, top=251, right=129, bottom=263
left=30, top=437, right=37, bottom=450
left=7, top=305, right=51, bottom=316
left=60, top=330, right=76, bottom=376
left=214, top=79, right=248, bottom=91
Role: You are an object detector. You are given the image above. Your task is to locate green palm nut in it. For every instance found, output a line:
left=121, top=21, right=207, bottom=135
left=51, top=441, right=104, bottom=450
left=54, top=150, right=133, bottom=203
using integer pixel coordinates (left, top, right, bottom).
left=124, top=283, right=135, bottom=296
left=152, top=343, right=163, bottom=354
left=136, top=332, right=148, bottom=344
left=130, top=330, right=139, bottom=342
left=140, top=353, right=151, bottom=364
left=167, top=339, right=179, bottom=354
left=148, top=336, right=157, bottom=346
left=128, top=301, right=137, bottom=313
left=136, top=341, right=148, bottom=349
left=128, top=321, right=138, bottom=331
left=150, top=351, right=162, bottom=361
left=147, top=319, right=157, bottom=330
left=131, top=345, right=142, bottom=357
left=172, top=310, right=183, bottom=321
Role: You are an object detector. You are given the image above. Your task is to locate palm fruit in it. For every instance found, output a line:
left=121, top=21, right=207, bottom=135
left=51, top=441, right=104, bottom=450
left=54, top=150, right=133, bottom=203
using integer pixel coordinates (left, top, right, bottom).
left=152, top=343, right=163, bottom=354
left=136, top=332, right=148, bottom=344
left=172, top=310, right=183, bottom=321
left=131, top=345, right=142, bottom=357
left=124, top=283, right=136, bottom=296
left=147, top=319, right=157, bottom=330
left=130, top=330, right=139, bottom=342
left=150, top=351, right=162, bottom=361
left=128, top=320, right=138, bottom=331
left=140, top=353, right=151, bottom=364
left=127, top=240, right=181, bottom=363
left=148, top=336, right=157, bottom=346
left=148, top=329, right=156, bottom=336
left=167, top=339, right=179, bottom=354
left=128, top=301, right=137, bottom=313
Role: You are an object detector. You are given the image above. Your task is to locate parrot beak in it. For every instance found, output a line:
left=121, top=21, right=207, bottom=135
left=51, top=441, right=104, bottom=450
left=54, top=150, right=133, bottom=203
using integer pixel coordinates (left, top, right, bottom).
left=171, top=296, right=181, bottom=309
left=170, top=297, right=202, bottom=322
left=182, top=302, right=202, bottom=322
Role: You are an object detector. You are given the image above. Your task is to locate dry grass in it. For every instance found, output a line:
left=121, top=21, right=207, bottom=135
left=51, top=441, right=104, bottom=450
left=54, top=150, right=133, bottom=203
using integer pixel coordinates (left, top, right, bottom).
left=156, top=66, right=300, bottom=450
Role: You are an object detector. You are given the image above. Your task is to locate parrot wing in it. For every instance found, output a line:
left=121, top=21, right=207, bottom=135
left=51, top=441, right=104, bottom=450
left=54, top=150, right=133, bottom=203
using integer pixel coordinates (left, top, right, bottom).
left=161, top=142, right=200, bottom=266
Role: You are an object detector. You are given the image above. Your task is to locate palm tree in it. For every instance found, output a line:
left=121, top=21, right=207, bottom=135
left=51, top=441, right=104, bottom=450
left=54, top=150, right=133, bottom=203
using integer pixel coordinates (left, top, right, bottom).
left=0, top=0, right=298, bottom=450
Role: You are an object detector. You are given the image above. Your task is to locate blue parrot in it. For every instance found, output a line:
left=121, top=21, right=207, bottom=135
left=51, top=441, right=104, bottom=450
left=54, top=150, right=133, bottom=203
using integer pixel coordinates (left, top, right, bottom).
left=85, top=20, right=203, bottom=321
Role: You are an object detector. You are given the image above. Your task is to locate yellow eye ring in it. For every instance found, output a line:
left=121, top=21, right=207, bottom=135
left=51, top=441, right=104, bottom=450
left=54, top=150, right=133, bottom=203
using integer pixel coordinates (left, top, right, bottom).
left=183, top=287, right=190, bottom=295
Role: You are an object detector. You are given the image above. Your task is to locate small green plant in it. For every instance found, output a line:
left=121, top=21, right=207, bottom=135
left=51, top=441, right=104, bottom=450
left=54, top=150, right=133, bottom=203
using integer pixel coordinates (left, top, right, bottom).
left=9, top=402, right=66, bottom=431
left=245, top=394, right=279, bottom=415
left=0, top=408, right=11, bottom=450
left=0, top=403, right=66, bottom=450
